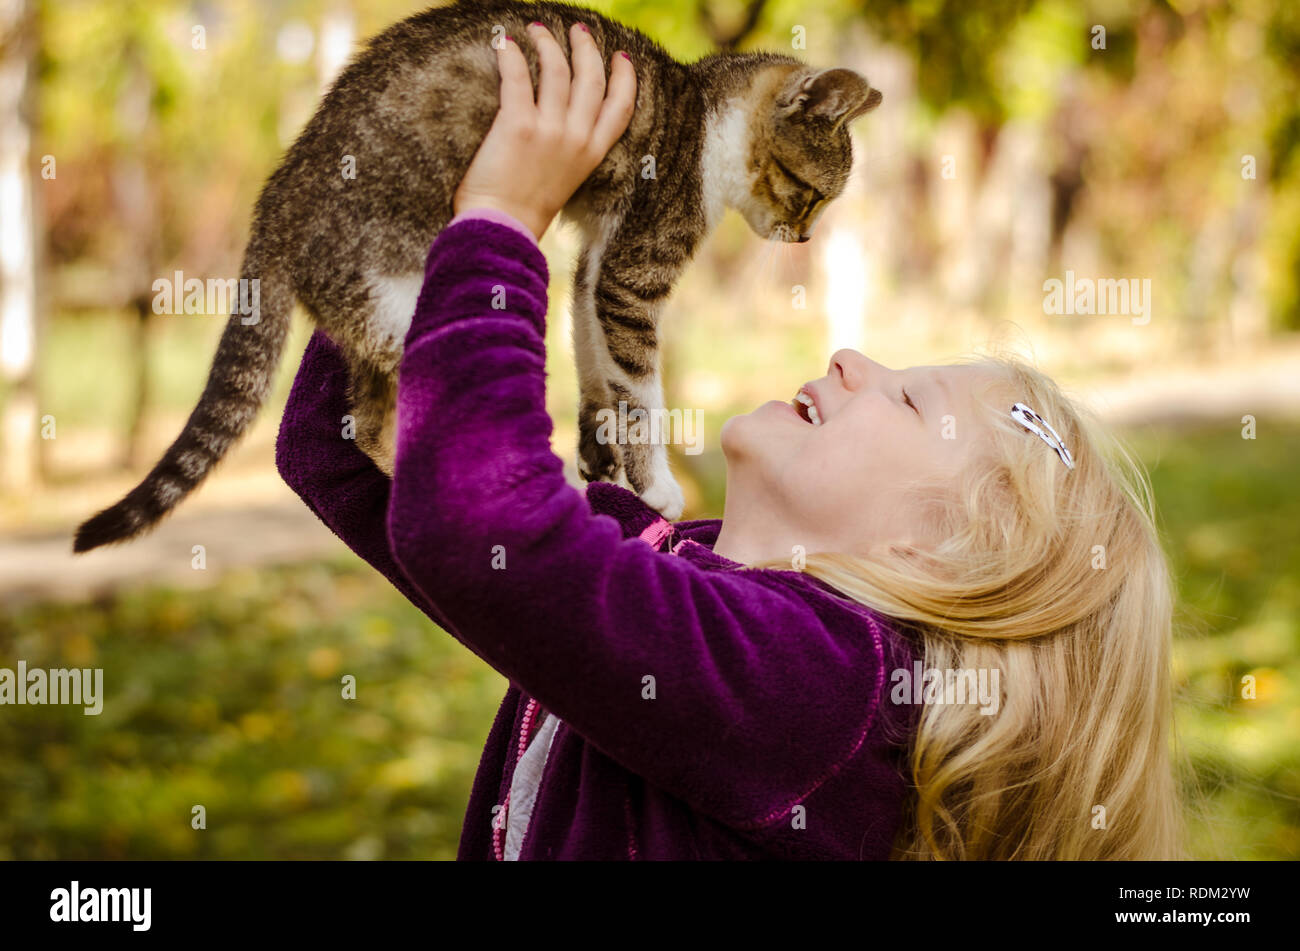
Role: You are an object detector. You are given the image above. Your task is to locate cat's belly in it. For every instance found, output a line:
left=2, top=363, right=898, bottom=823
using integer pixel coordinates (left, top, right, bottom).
left=364, top=271, right=426, bottom=362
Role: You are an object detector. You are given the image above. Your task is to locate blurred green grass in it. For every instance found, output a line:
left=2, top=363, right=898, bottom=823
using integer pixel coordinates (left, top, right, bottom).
left=0, top=555, right=507, bottom=859
left=1, top=421, right=1297, bottom=859
left=1124, top=422, right=1300, bottom=860
left=34, top=310, right=315, bottom=440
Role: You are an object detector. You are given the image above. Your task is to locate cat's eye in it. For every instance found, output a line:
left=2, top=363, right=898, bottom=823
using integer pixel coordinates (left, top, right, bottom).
left=771, top=155, right=814, bottom=193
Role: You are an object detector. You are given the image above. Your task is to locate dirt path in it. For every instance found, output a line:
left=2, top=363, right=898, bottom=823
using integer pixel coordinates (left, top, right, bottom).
left=0, top=499, right=339, bottom=609
left=0, top=420, right=589, bottom=608
left=1070, top=341, right=1300, bottom=426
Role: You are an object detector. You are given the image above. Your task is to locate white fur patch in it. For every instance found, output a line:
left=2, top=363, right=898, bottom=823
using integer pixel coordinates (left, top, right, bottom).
left=366, top=271, right=425, bottom=352
left=616, top=372, right=685, bottom=520
left=700, top=103, right=752, bottom=230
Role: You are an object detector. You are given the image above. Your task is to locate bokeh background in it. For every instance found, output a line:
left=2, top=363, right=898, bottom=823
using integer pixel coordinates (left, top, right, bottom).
left=1, top=0, right=1297, bottom=859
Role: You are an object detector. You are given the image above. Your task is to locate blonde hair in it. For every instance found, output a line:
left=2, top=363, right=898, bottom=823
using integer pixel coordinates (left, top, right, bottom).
left=745, top=355, right=1187, bottom=859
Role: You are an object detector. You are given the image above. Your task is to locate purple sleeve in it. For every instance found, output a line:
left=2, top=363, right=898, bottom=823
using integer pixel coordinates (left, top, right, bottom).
left=385, top=217, right=889, bottom=830
left=447, top=206, right=539, bottom=245
left=274, top=331, right=460, bottom=637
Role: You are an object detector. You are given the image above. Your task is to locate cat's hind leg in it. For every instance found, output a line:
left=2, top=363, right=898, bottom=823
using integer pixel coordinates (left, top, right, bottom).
left=304, top=270, right=421, bottom=477
left=348, top=360, right=398, bottom=477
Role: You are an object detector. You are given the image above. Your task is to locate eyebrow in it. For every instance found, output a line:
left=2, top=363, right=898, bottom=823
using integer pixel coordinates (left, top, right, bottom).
left=931, top=371, right=951, bottom=418
left=918, top=370, right=950, bottom=422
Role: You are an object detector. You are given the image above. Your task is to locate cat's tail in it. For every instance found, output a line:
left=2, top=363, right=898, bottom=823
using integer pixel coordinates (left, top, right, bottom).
left=73, top=242, right=294, bottom=553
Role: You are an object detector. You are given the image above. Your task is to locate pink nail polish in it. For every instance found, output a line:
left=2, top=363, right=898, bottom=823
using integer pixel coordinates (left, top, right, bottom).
left=620, top=51, right=631, bottom=60
left=505, top=35, right=514, bottom=42
left=578, top=23, right=589, bottom=32
left=530, top=21, right=543, bottom=27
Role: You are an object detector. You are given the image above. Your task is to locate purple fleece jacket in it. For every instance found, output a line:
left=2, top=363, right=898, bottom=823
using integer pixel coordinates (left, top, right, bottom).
left=274, top=210, right=920, bottom=860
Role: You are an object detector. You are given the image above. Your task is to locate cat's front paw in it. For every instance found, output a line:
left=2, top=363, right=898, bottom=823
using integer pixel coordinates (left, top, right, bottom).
left=638, top=474, right=685, bottom=521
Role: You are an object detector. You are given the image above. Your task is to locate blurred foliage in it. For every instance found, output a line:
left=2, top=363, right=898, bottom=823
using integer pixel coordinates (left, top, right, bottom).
left=30, top=0, right=1300, bottom=329
left=856, top=0, right=1040, bottom=122
left=1, top=422, right=1297, bottom=858
left=14, top=0, right=1296, bottom=352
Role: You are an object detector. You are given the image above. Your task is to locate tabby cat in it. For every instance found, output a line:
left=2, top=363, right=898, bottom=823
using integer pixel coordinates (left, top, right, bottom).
left=73, top=0, right=881, bottom=552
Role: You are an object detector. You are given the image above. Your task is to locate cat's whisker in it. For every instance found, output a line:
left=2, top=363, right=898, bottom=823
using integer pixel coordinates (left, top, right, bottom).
left=747, top=235, right=784, bottom=285
left=767, top=231, right=798, bottom=280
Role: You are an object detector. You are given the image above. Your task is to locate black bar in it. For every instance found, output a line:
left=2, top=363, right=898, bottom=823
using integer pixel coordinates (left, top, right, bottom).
left=0, top=859, right=1282, bottom=937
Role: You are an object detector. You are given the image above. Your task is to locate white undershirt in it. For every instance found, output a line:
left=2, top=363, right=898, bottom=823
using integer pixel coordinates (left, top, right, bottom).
left=504, top=712, right=560, bottom=860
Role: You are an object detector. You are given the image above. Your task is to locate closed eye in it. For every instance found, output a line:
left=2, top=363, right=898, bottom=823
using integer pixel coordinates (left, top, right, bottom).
left=771, top=155, right=818, bottom=195
left=902, top=387, right=919, bottom=416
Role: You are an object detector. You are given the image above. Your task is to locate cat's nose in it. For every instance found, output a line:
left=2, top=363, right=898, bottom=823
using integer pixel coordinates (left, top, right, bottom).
left=796, top=233, right=810, bottom=243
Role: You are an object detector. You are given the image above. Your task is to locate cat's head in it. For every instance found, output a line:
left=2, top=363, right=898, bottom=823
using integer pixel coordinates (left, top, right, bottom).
left=736, top=66, right=881, bottom=243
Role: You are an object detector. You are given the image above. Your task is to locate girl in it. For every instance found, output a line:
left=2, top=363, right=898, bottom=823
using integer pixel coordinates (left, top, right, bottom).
left=276, top=22, right=1184, bottom=859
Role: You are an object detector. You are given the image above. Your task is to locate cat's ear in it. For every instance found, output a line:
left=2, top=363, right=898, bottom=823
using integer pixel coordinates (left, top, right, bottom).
left=779, top=68, right=881, bottom=128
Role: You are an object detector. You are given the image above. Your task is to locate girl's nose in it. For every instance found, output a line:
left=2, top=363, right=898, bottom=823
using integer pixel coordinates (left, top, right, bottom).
left=828, top=349, right=886, bottom=390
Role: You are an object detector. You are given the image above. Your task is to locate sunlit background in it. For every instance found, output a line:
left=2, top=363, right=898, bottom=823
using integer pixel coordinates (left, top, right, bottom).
left=0, top=0, right=1297, bottom=859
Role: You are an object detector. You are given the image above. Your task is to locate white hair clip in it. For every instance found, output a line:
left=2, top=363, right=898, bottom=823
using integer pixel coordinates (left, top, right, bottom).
left=1010, top=403, right=1075, bottom=470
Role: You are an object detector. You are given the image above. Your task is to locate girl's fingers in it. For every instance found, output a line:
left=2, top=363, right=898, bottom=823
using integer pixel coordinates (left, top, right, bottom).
left=589, top=52, right=636, bottom=156
left=565, top=22, right=605, bottom=136
left=528, top=22, right=570, bottom=120
left=495, top=35, right=534, bottom=115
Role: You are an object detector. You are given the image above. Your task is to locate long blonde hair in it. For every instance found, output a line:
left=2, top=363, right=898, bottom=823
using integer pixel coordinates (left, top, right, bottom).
left=745, top=355, right=1186, bottom=859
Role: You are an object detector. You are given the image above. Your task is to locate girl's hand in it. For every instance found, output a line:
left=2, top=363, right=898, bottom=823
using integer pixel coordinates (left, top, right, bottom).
left=452, top=22, right=637, bottom=242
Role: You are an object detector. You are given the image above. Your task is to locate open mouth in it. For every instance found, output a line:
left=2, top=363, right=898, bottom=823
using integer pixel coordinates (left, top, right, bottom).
left=792, top=389, right=823, bottom=426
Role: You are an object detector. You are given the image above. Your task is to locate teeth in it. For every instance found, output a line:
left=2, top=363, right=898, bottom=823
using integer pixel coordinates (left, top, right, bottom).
left=793, top=391, right=822, bottom=425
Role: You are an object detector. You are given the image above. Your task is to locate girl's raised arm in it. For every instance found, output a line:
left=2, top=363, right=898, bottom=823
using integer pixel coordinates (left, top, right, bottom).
left=275, top=329, right=460, bottom=637
left=387, top=216, right=891, bottom=832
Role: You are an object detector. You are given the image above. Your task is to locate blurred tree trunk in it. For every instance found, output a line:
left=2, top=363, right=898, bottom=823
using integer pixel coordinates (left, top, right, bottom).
left=111, top=38, right=159, bottom=470
left=317, top=2, right=354, bottom=90
left=0, top=0, right=41, bottom=491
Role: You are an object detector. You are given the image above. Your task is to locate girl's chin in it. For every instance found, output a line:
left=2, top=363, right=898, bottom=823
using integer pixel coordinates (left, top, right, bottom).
left=722, top=401, right=804, bottom=452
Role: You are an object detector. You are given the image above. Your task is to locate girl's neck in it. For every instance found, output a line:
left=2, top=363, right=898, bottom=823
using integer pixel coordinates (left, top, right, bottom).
left=711, top=487, right=805, bottom=567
